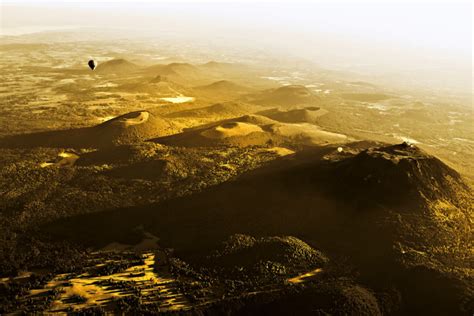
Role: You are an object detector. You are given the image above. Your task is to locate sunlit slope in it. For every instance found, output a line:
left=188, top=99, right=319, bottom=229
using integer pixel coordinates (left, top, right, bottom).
left=257, top=106, right=328, bottom=124
left=193, top=80, right=255, bottom=101
left=0, top=111, right=173, bottom=148
left=246, top=85, right=321, bottom=107
left=165, top=102, right=257, bottom=119
left=153, top=114, right=347, bottom=147
left=95, top=59, right=140, bottom=74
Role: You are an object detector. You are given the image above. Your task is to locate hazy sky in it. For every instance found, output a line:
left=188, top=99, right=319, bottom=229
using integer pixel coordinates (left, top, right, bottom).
left=1, top=0, right=472, bottom=92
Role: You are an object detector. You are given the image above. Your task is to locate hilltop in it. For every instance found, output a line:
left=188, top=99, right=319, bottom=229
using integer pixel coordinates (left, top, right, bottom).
left=95, top=58, right=140, bottom=74
left=322, top=143, right=471, bottom=207
left=248, top=85, right=321, bottom=107
left=195, top=80, right=251, bottom=93
left=206, top=234, right=329, bottom=277
left=153, top=115, right=277, bottom=148
left=143, top=62, right=209, bottom=85
left=153, top=114, right=347, bottom=148
left=258, top=106, right=328, bottom=124
left=93, top=111, right=172, bottom=146
left=0, top=111, right=173, bottom=148
left=165, top=102, right=255, bottom=119
left=118, top=75, right=189, bottom=97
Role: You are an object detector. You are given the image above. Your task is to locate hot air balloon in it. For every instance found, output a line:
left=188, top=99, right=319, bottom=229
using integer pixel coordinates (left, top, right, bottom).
left=88, top=60, right=96, bottom=70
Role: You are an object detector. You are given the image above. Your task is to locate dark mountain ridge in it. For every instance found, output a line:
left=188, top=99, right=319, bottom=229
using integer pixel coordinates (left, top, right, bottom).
left=40, top=141, right=472, bottom=314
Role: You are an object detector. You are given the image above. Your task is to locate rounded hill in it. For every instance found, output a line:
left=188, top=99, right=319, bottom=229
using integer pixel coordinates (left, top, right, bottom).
left=119, top=75, right=188, bottom=96
left=95, top=58, right=140, bottom=74
left=195, top=80, right=250, bottom=93
left=324, top=142, right=471, bottom=207
left=92, top=110, right=172, bottom=146
left=165, top=102, right=255, bottom=119
left=258, top=106, right=328, bottom=124
left=207, top=234, right=328, bottom=275
left=249, top=85, right=321, bottom=107
left=153, top=114, right=347, bottom=148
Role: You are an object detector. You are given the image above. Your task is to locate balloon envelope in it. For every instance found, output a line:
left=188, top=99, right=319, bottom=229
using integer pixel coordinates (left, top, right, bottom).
left=88, top=60, right=96, bottom=70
